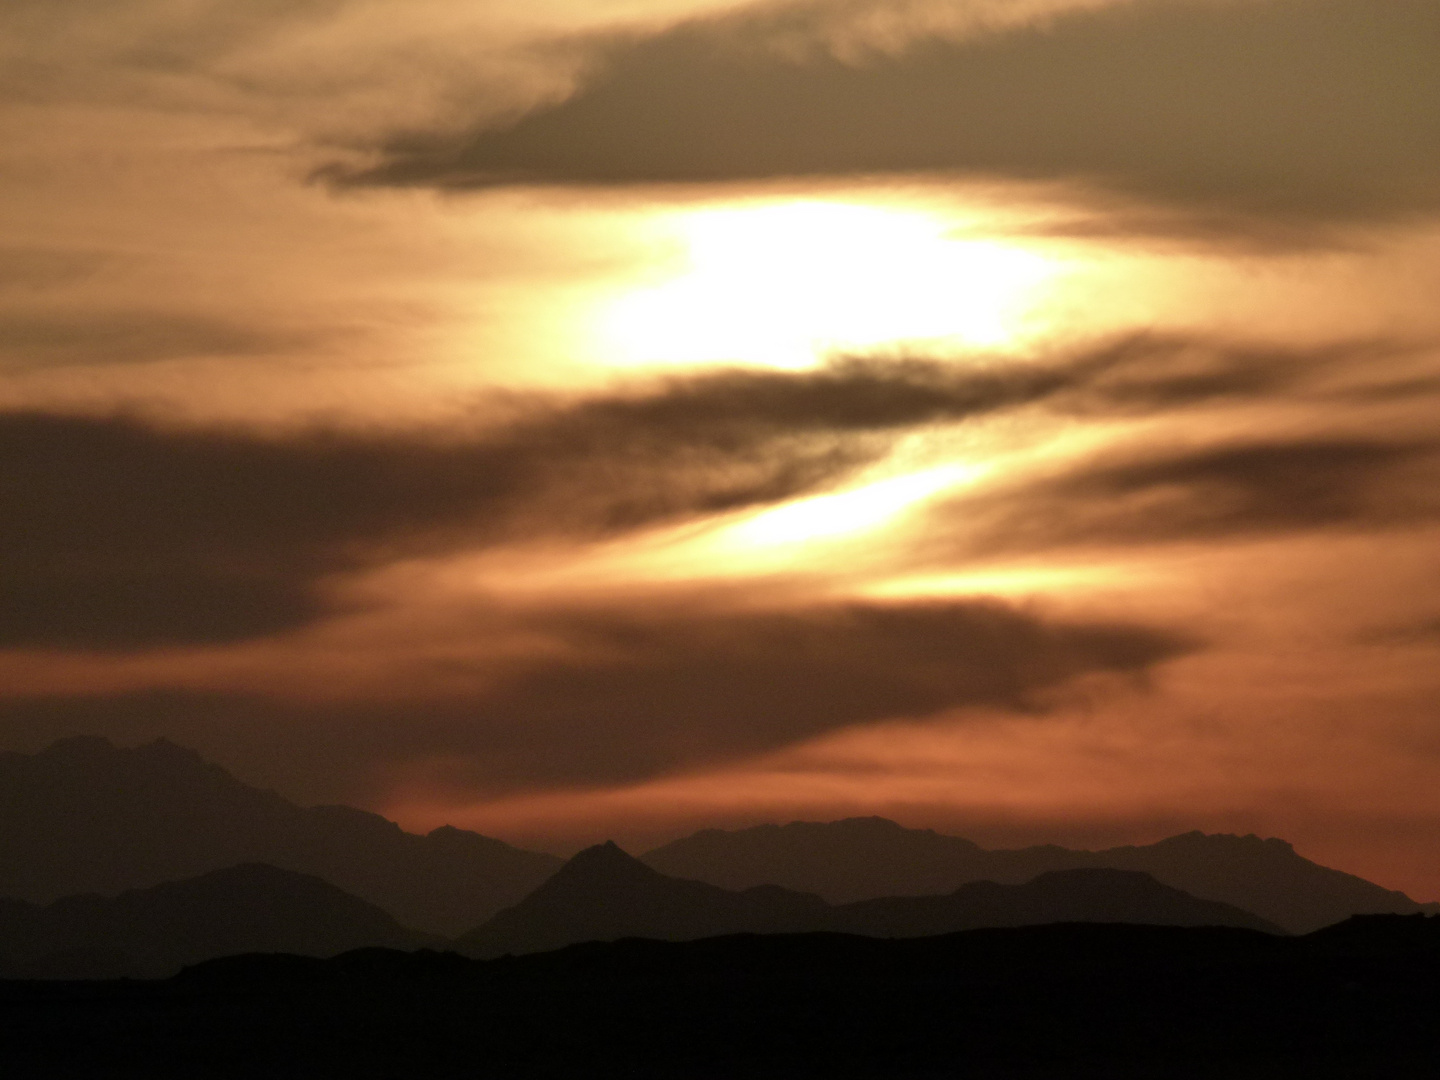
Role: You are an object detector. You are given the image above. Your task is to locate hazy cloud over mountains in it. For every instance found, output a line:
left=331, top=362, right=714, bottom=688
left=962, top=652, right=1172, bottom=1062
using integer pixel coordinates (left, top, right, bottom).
left=0, top=597, right=1191, bottom=789
left=426, top=599, right=1192, bottom=781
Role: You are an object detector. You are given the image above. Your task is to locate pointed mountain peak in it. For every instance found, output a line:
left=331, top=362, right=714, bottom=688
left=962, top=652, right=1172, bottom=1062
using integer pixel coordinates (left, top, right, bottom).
left=568, top=840, right=638, bottom=866
left=550, top=841, right=662, bottom=885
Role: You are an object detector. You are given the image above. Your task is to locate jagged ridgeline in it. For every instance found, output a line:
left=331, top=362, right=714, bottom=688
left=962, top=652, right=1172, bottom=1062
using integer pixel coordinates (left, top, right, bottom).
left=642, top=816, right=1440, bottom=934
left=1, top=737, right=1435, bottom=967
left=454, top=840, right=1281, bottom=958
left=0, top=737, right=561, bottom=936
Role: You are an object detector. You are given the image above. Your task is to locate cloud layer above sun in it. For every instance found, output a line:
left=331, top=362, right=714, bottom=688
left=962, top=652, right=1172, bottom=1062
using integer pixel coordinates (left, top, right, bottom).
left=332, top=0, right=1440, bottom=233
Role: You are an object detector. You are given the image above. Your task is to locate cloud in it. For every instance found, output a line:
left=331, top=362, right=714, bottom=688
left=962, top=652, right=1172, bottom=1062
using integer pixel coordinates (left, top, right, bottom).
left=0, top=0, right=363, bottom=119
left=0, top=339, right=1360, bottom=649
left=0, top=596, right=1194, bottom=795
left=0, top=0, right=352, bottom=71
left=0, top=312, right=317, bottom=370
left=328, top=0, right=1440, bottom=227
left=0, top=358, right=1045, bottom=648
left=1359, top=616, right=1440, bottom=647
left=0, top=247, right=104, bottom=293
left=440, top=598, right=1194, bottom=782
left=939, top=436, right=1440, bottom=557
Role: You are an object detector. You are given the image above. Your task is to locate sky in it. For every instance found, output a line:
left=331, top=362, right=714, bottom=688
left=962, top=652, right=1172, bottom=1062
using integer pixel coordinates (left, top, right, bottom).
left=2, top=0, right=1439, bottom=897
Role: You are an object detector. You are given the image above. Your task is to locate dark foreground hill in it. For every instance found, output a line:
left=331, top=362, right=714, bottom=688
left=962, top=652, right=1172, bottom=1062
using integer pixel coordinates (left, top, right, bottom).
left=3, top=917, right=1439, bottom=1078
left=828, top=864, right=1280, bottom=936
left=456, top=842, right=1277, bottom=957
left=643, top=816, right=1440, bottom=933
left=0, top=737, right=560, bottom=934
left=0, top=863, right=434, bottom=978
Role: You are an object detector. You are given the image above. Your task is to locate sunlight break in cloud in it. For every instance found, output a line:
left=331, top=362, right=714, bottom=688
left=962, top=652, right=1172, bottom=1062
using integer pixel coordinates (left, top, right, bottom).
left=602, top=199, right=1059, bottom=369
left=726, top=461, right=988, bottom=548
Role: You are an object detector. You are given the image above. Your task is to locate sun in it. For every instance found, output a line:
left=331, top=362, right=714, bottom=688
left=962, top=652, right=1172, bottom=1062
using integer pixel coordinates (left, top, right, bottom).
left=600, top=198, right=1058, bottom=370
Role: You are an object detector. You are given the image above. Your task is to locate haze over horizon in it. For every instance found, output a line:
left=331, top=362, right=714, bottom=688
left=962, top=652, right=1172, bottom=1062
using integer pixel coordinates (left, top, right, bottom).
left=2, top=0, right=1438, bottom=901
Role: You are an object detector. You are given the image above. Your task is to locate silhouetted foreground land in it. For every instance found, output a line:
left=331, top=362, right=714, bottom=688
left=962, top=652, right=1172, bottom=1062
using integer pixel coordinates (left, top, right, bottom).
left=3, top=917, right=1438, bottom=1078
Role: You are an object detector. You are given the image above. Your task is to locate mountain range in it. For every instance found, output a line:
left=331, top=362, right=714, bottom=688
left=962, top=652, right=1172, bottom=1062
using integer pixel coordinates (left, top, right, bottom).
left=455, top=841, right=1280, bottom=957
left=0, top=736, right=560, bottom=935
left=0, top=842, right=1279, bottom=977
left=2, top=736, right=1434, bottom=943
left=643, top=815, right=1440, bottom=933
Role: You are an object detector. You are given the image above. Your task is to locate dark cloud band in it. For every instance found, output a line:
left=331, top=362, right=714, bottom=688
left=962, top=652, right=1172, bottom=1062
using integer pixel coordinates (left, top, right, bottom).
left=0, top=338, right=1411, bottom=648
left=0, top=596, right=1195, bottom=796
left=326, top=0, right=1440, bottom=227
left=0, top=348, right=1131, bottom=648
left=934, top=436, right=1440, bottom=557
left=0, top=357, right=1051, bottom=647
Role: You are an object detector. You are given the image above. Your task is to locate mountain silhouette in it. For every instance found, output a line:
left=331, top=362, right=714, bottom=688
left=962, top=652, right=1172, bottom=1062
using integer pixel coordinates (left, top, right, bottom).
left=456, top=842, right=1276, bottom=957
left=643, top=816, right=1439, bottom=933
left=6, top=738, right=1433, bottom=939
left=456, top=841, right=831, bottom=957
left=0, top=863, right=434, bottom=978
left=0, top=737, right=560, bottom=934
left=830, top=867, right=1280, bottom=936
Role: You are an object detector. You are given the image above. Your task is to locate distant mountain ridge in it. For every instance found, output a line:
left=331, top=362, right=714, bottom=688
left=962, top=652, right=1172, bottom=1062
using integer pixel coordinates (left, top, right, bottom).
left=3, top=738, right=1435, bottom=939
left=0, top=863, right=433, bottom=978
left=0, top=736, right=560, bottom=935
left=0, top=845, right=1278, bottom=979
left=642, top=816, right=1440, bottom=934
left=456, top=842, right=1279, bottom=957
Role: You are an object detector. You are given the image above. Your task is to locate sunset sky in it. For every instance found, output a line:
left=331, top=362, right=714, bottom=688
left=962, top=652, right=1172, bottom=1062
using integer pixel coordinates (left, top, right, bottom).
left=2, top=0, right=1438, bottom=897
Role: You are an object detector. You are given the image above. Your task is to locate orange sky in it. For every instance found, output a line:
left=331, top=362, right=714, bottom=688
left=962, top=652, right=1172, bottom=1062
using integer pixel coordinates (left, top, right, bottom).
left=2, top=0, right=1439, bottom=899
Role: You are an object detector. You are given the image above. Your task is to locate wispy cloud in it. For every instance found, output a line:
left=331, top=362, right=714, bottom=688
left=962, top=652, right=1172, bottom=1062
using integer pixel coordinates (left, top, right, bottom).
left=0, top=312, right=318, bottom=371
left=933, top=435, right=1440, bottom=558
left=0, top=337, right=1393, bottom=647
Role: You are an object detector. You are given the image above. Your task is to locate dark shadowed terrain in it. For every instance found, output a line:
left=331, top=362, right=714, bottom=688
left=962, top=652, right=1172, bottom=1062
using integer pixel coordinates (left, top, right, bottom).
left=3, top=917, right=1439, bottom=1078
left=0, top=843, right=1276, bottom=978
left=1, top=737, right=1438, bottom=1074
left=0, top=864, right=435, bottom=979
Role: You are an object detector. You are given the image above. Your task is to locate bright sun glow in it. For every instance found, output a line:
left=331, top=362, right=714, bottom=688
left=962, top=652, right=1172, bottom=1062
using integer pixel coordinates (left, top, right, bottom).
left=601, top=200, right=1059, bottom=369
left=726, top=463, right=988, bottom=548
